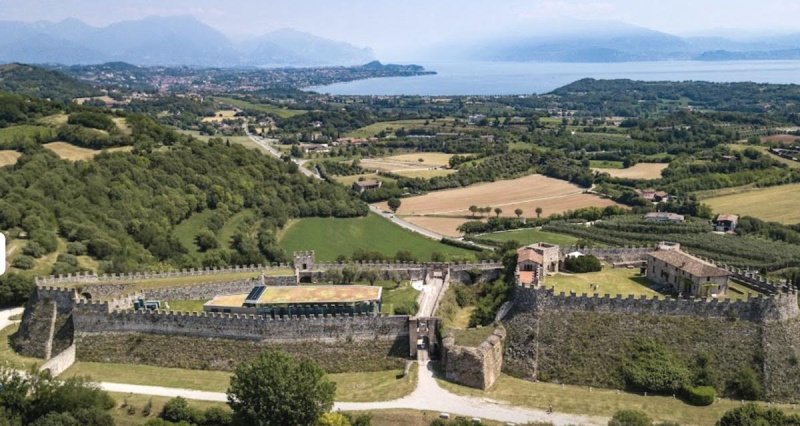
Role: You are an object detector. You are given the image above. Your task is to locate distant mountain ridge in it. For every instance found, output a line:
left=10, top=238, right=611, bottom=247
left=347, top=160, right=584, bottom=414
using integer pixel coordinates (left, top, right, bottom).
left=440, top=20, right=800, bottom=63
left=0, top=16, right=375, bottom=67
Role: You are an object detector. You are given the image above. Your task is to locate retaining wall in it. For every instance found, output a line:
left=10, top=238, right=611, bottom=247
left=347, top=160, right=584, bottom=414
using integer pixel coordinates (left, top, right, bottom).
left=40, top=344, right=76, bottom=377
left=442, top=326, right=506, bottom=390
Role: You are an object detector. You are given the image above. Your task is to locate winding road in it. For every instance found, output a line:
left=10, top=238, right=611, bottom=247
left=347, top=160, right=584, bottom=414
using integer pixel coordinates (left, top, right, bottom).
left=243, top=124, right=323, bottom=180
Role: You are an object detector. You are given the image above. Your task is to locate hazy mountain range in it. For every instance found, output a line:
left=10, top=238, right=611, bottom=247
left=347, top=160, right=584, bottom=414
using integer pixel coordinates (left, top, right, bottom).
left=436, top=20, right=800, bottom=63
left=0, top=16, right=375, bottom=67
left=1, top=16, right=800, bottom=66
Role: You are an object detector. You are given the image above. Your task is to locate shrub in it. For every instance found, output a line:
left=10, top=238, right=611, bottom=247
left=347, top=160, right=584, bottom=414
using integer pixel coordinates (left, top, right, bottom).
left=622, top=339, right=691, bottom=394
left=393, top=301, right=419, bottom=316
left=608, top=410, right=652, bottom=426
left=726, top=367, right=762, bottom=400
left=22, top=241, right=46, bottom=258
left=12, top=255, right=35, bottom=270
left=202, top=406, right=232, bottom=425
left=0, top=273, right=35, bottom=306
left=66, top=242, right=88, bottom=256
left=160, top=397, right=203, bottom=424
left=564, top=254, right=602, bottom=273
left=717, top=403, right=800, bottom=426
left=682, top=385, right=716, bottom=406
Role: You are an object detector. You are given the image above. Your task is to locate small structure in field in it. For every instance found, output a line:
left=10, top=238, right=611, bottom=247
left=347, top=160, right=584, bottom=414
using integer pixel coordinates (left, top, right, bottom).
left=644, top=212, right=685, bottom=223
left=645, top=242, right=730, bottom=297
left=636, top=188, right=670, bottom=203
left=352, top=179, right=382, bottom=193
left=515, top=242, right=561, bottom=287
left=204, top=285, right=382, bottom=316
left=714, top=214, right=739, bottom=232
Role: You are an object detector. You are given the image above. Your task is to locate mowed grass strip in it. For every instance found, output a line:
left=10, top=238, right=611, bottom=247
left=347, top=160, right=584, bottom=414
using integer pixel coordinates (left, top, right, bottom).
left=437, top=374, right=796, bottom=426
left=214, top=97, right=306, bottom=118
left=478, top=228, right=579, bottom=247
left=66, top=361, right=416, bottom=402
left=703, top=183, right=800, bottom=224
left=0, top=150, right=21, bottom=167
left=278, top=213, right=474, bottom=262
left=547, top=266, right=659, bottom=297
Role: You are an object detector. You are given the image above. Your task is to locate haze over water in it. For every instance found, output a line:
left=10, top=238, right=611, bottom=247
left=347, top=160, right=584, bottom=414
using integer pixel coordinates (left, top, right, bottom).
left=309, top=60, right=800, bottom=96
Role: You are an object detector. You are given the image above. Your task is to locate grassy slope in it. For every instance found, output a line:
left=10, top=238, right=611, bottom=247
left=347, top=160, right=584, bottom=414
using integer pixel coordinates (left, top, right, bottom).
left=479, top=228, right=579, bottom=247
left=0, top=323, right=43, bottom=369
left=278, top=213, right=474, bottom=262
left=345, top=119, right=429, bottom=138
left=438, top=374, right=793, bottom=426
left=701, top=182, right=800, bottom=224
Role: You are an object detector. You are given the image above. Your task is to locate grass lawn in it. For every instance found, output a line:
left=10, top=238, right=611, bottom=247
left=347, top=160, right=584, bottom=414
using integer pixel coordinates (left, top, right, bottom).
left=173, top=209, right=214, bottom=255
left=729, top=143, right=800, bottom=169
left=66, top=361, right=415, bottom=403
left=0, top=323, right=43, bottom=370
left=214, top=97, right=306, bottom=118
left=165, top=300, right=207, bottom=312
left=547, top=266, right=659, bottom=297
left=589, top=160, right=624, bottom=169
left=702, top=183, right=800, bottom=224
left=479, top=228, right=579, bottom=247
left=331, top=363, right=417, bottom=402
left=437, top=374, right=794, bottom=426
left=452, top=327, right=493, bottom=347
left=347, top=409, right=505, bottom=426
left=218, top=209, right=257, bottom=248
left=278, top=213, right=475, bottom=262
left=108, top=392, right=228, bottom=426
left=380, top=282, right=420, bottom=315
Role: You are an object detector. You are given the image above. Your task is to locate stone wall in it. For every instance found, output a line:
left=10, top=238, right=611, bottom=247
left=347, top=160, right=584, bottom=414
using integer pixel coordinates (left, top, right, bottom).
left=145, top=277, right=295, bottom=301
left=72, top=306, right=411, bottom=343
left=13, top=287, right=77, bottom=358
left=40, top=344, right=76, bottom=377
left=503, top=286, right=800, bottom=402
left=442, top=326, right=506, bottom=390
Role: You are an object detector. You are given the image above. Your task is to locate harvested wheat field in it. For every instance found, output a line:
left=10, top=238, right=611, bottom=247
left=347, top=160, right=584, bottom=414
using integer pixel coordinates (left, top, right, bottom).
left=402, top=216, right=475, bottom=238
left=761, top=134, right=800, bottom=145
left=44, top=142, right=133, bottom=161
left=703, top=183, right=800, bottom=224
left=594, top=163, right=668, bottom=180
left=202, top=110, right=239, bottom=123
left=378, top=174, right=619, bottom=219
left=360, top=152, right=453, bottom=173
left=0, top=150, right=22, bottom=167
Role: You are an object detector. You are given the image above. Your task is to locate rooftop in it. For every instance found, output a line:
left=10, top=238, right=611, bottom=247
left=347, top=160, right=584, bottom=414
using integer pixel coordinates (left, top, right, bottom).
left=354, top=180, right=381, bottom=188
left=648, top=249, right=730, bottom=278
left=716, top=214, right=739, bottom=222
left=517, top=247, right=544, bottom=264
left=205, top=285, right=382, bottom=308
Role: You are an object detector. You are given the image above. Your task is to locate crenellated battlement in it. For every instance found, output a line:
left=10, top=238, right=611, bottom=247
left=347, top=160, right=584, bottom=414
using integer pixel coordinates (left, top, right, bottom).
left=34, top=264, right=292, bottom=286
left=512, top=286, right=800, bottom=322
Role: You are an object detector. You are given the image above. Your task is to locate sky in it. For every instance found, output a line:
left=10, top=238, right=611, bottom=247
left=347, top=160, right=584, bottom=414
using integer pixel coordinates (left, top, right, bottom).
left=2, top=0, right=800, bottom=59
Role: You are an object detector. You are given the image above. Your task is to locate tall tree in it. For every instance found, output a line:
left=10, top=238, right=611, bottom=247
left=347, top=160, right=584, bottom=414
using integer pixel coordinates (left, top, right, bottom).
left=535, top=207, right=543, bottom=218
left=227, top=351, right=335, bottom=426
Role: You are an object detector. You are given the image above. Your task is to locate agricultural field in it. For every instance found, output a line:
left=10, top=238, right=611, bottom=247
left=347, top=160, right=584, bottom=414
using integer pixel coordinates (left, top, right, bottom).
left=334, top=173, right=393, bottom=186
left=378, top=175, right=619, bottom=237
left=761, top=134, right=800, bottom=145
left=392, top=169, right=456, bottom=179
left=278, top=213, right=475, bottom=261
left=728, top=143, right=800, bottom=169
left=345, top=119, right=430, bottom=138
left=359, top=152, right=454, bottom=174
left=0, top=150, right=22, bottom=167
left=201, top=109, right=239, bottom=123
left=43, top=142, right=133, bottom=161
left=478, top=228, right=580, bottom=247
left=702, top=183, right=800, bottom=224
left=0, top=124, right=55, bottom=145
left=214, top=97, right=306, bottom=118
left=593, top=162, right=668, bottom=179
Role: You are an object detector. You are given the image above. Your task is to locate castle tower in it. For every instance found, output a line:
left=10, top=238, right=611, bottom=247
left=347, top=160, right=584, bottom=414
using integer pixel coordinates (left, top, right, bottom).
left=293, top=251, right=315, bottom=271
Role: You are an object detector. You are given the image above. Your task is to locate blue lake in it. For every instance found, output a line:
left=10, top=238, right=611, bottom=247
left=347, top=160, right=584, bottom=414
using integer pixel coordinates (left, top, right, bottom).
left=308, top=60, right=800, bottom=96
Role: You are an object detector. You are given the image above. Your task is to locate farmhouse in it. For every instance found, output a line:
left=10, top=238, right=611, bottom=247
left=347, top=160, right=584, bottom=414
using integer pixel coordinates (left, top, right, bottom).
left=645, top=243, right=730, bottom=297
left=515, top=243, right=561, bottom=287
left=644, top=212, right=685, bottom=223
left=203, top=285, right=382, bottom=316
left=352, top=179, right=382, bottom=193
left=714, top=214, right=739, bottom=232
left=300, top=143, right=330, bottom=153
left=636, top=188, right=669, bottom=202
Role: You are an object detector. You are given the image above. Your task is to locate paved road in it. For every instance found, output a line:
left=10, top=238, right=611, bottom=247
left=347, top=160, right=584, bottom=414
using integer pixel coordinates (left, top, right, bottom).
left=0, top=306, right=23, bottom=331
left=369, top=205, right=445, bottom=240
left=243, top=124, right=323, bottom=180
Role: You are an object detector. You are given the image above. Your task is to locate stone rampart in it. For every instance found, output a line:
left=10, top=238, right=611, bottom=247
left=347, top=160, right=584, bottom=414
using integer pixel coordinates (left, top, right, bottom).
left=40, top=344, right=76, bottom=377
left=442, top=326, right=506, bottom=390
left=72, top=308, right=410, bottom=343
left=34, top=264, right=291, bottom=286
left=144, top=276, right=295, bottom=301
left=512, top=286, right=800, bottom=323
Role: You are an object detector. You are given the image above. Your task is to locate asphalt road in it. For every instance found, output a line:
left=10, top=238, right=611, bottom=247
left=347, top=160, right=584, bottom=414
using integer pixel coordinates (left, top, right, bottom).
left=243, top=124, right=323, bottom=180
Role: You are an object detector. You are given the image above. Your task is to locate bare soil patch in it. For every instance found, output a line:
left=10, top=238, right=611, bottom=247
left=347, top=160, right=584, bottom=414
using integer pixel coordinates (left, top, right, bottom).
left=594, top=163, right=668, bottom=179
left=0, top=150, right=22, bottom=167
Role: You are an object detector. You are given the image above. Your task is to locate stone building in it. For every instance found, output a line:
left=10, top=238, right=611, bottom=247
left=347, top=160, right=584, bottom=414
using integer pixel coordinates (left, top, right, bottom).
left=714, top=214, right=739, bottom=232
left=645, top=243, right=730, bottom=297
left=516, top=243, right=561, bottom=287
left=644, top=212, right=685, bottom=223
left=203, top=285, right=382, bottom=317
left=352, top=179, right=382, bottom=193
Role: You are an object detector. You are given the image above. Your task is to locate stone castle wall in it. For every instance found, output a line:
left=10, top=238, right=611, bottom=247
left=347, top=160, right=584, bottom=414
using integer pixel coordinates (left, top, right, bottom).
left=442, top=326, right=506, bottom=390
left=503, top=286, right=800, bottom=402
left=34, top=264, right=291, bottom=286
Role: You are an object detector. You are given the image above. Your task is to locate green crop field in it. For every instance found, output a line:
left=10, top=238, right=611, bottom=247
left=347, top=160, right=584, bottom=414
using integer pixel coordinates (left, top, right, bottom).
left=345, top=119, right=430, bottom=138
left=589, top=159, right=624, bottom=169
left=278, top=213, right=475, bottom=262
left=478, top=228, right=579, bottom=247
left=702, top=183, right=800, bottom=224
left=214, top=97, right=306, bottom=118
left=0, top=125, right=55, bottom=145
